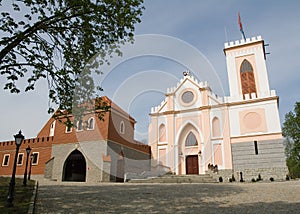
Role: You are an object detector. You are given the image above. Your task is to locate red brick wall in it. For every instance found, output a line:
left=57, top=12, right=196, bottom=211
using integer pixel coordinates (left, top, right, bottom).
left=35, top=96, right=138, bottom=146
left=37, top=117, right=54, bottom=137
left=107, top=101, right=150, bottom=154
left=0, top=96, right=151, bottom=178
left=51, top=112, right=110, bottom=144
left=0, top=137, right=53, bottom=176
left=36, top=111, right=111, bottom=144
left=108, top=108, right=135, bottom=143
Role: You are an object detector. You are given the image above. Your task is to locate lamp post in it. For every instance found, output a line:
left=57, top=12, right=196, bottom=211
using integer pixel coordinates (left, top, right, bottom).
left=23, top=146, right=31, bottom=186
left=28, top=154, right=33, bottom=180
left=6, top=131, right=24, bottom=207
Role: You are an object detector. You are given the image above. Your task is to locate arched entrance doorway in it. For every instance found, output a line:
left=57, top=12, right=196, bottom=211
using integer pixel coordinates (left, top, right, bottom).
left=177, top=123, right=202, bottom=175
left=186, top=155, right=199, bottom=174
left=116, top=151, right=125, bottom=182
left=63, top=150, right=86, bottom=182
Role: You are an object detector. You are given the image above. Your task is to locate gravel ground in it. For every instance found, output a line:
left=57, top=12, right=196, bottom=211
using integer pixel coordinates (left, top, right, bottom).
left=35, top=180, right=300, bottom=213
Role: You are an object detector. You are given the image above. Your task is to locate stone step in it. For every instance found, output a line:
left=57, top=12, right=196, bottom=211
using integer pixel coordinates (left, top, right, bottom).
left=128, top=174, right=218, bottom=183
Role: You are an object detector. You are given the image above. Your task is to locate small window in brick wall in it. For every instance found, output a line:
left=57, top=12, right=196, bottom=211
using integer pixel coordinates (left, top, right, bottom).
left=65, top=125, right=72, bottom=133
left=49, top=121, right=56, bottom=137
left=2, top=154, right=10, bottom=166
left=32, top=152, right=39, bottom=165
left=17, top=153, right=24, bottom=165
left=120, top=121, right=125, bottom=134
left=87, top=117, right=95, bottom=130
left=76, top=120, right=83, bottom=131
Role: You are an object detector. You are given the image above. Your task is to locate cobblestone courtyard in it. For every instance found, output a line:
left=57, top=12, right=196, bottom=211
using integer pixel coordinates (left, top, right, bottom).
left=36, top=180, right=300, bottom=213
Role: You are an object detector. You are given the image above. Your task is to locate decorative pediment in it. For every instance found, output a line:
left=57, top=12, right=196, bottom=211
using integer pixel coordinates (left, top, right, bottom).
left=151, top=72, right=213, bottom=114
left=166, top=73, right=209, bottom=96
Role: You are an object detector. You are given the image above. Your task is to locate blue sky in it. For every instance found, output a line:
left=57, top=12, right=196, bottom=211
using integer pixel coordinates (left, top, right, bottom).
left=0, top=0, right=300, bottom=142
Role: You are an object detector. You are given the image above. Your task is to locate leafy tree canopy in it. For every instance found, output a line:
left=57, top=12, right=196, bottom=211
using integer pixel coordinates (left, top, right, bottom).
left=283, top=102, right=300, bottom=178
left=0, top=0, right=144, bottom=121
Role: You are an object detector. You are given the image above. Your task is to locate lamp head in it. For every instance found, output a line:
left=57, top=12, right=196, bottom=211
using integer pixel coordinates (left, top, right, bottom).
left=26, top=146, right=31, bottom=154
left=14, top=130, right=24, bottom=146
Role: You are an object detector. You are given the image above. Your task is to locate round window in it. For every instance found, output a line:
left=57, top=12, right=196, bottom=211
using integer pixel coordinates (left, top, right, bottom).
left=181, top=91, right=194, bottom=104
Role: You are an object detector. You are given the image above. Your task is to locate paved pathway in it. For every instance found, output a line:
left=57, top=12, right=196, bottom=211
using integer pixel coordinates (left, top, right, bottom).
left=36, top=180, right=300, bottom=213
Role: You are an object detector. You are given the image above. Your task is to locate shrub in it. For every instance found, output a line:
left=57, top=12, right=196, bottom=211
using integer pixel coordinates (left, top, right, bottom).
left=229, top=178, right=232, bottom=182
left=251, top=178, right=256, bottom=182
left=270, top=177, right=274, bottom=182
left=219, top=176, right=223, bottom=182
left=286, top=175, right=290, bottom=181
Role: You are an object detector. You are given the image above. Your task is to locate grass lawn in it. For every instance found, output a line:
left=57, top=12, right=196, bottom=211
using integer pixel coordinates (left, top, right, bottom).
left=0, top=176, right=35, bottom=214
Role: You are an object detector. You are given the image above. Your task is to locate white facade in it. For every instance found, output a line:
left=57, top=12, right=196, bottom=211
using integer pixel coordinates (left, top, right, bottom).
left=149, top=35, right=288, bottom=180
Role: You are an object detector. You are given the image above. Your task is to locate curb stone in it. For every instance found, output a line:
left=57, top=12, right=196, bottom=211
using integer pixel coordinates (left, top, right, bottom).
left=28, top=181, right=39, bottom=214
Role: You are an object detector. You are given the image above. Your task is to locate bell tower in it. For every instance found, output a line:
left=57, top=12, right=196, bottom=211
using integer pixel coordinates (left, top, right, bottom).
left=224, top=36, right=271, bottom=101
left=223, top=35, right=288, bottom=181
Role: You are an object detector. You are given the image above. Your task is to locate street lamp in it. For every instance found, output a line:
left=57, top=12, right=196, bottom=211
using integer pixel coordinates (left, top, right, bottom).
left=6, top=130, right=24, bottom=207
left=23, top=146, right=31, bottom=186
left=28, top=154, right=33, bottom=180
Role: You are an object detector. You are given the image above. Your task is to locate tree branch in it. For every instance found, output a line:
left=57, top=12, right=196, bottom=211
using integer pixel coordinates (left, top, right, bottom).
left=0, top=5, right=78, bottom=62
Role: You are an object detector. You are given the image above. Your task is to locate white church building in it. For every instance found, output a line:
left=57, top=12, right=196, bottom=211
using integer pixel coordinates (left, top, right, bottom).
left=148, top=35, right=288, bottom=181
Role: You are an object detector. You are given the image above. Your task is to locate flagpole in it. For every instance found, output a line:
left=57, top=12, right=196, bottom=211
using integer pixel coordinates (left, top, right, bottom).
left=224, top=26, right=228, bottom=42
left=238, top=12, right=246, bottom=40
left=240, top=29, right=246, bottom=41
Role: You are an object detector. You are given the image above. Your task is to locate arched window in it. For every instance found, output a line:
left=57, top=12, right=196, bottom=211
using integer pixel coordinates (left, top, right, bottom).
left=185, top=132, right=198, bottom=147
left=240, top=59, right=253, bottom=72
left=212, top=117, right=221, bottom=137
left=159, top=124, right=166, bottom=142
left=77, top=120, right=83, bottom=131
left=240, top=59, right=257, bottom=99
left=120, top=121, right=125, bottom=134
left=87, top=117, right=94, bottom=130
left=65, top=125, right=72, bottom=133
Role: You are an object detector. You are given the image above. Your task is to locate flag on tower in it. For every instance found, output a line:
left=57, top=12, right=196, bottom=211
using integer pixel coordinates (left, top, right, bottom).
left=238, top=12, right=243, bottom=30
left=238, top=12, right=246, bottom=40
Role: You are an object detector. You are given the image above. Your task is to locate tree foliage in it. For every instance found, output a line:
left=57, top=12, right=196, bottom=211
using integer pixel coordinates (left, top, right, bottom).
left=282, top=102, right=300, bottom=178
left=0, top=0, right=144, bottom=120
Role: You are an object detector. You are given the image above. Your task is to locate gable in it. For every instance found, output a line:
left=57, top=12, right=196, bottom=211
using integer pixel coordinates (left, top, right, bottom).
left=151, top=74, right=211, bottom=114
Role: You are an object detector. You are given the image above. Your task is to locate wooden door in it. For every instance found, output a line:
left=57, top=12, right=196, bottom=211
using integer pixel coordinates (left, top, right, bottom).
left=186, top=155, right=199, bottom=174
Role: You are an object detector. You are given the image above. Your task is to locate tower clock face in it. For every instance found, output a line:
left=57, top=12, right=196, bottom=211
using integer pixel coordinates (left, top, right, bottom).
left=181, top=90, right=194, bottom=104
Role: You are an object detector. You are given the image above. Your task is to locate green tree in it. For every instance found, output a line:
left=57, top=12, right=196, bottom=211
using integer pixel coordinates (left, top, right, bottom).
left=282, top=102, right=300, bottom=178
left=0, top=0, right=144, bottom=118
